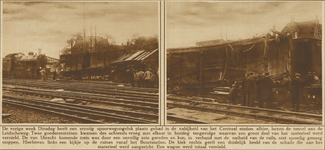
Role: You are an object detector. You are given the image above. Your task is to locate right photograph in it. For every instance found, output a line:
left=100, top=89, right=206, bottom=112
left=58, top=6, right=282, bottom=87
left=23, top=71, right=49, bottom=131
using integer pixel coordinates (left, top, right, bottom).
left=166, top=2, right=323, bottom=124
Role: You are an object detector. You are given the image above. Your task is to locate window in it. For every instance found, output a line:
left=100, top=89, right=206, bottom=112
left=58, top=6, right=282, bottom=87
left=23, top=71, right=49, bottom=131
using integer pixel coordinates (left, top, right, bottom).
left=294, top=32, right=298, bottom=39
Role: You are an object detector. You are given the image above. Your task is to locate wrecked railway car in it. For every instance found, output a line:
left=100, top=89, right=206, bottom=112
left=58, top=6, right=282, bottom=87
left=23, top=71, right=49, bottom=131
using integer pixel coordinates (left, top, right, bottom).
left=167, top=19, right=322, bottom=95
left=60, top=50, right=124, bottom=79
left=60, top=49, right=158, bottom=81
left=108, top=49, right=159, bottom=83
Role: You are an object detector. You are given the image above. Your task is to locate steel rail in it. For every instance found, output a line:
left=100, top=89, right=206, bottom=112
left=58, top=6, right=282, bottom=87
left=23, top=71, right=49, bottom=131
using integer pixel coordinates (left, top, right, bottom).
left=167, top=97, right=322, bottom=120
left=3, top=96, right=157, bottom=124
left=3, top=99, right=105, bottom=124
left=167, top=102, right=321, bottom=124
left=3, top=81, right=159, bottom=98
left=3, top=79, right=158, bottom=94
left=6, top=87, right=159, bottom=108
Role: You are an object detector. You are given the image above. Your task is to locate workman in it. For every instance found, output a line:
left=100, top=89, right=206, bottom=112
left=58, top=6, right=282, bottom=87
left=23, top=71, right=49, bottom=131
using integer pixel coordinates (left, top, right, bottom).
left=259, top=72, right=273, bottom=108
left=291, top=73, right=303, bottom=111
left=144, top=68, right=152, bottom=88
left=281, top=74, right=292, bottom=101
left=228, top=84, right=239, bottom=104
left=150, top=73, right=157, bottom=88
left=137, top=70, right=145, bottom=87
left=304, top=71, right=314, bottom=87
left=133, top=69, right=140, bottom=87
left=241, top=75, right=247, bottom=106
left=53, top=69, right=57, bottom=81
left=255, top=72, right=264, bottom=106
left=39, top=67, right=46, bottom=81
left=313, top=72, right=320, bottom=84
left=244, top=72, right=256, bottom=107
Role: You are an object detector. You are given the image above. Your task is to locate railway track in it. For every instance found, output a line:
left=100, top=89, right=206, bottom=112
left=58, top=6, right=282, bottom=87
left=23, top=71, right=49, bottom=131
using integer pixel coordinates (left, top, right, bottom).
left=167, top=96, right=322, bottom=124
left=3, top=78, right=160, bottom=124
left=3, top=79, right=159, bottom=99
left=57, top=79, right=158, bottom=92
left=3, top=79, right=158, bottom=93
left=3, top=95, right=157, bottom=124
left=3, top=85, right=158, bottom=113
left=3, top=79, right=203, bottom=124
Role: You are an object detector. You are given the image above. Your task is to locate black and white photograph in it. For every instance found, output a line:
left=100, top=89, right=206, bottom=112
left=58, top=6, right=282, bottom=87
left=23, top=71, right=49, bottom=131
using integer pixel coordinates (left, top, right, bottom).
left=166, top=2, right=323, bottom=124
left=2, top=2, right=160, bottom=124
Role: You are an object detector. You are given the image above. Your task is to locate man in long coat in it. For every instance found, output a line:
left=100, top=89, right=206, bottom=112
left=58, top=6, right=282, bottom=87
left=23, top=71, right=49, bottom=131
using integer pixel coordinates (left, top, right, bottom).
left=244, top=73, right=256, bottom=106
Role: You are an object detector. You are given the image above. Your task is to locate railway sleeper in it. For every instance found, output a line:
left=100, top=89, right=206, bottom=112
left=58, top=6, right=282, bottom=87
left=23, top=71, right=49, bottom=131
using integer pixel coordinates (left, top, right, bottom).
left=5, top=88, right=159, bottom=108
left=167, top=103, right=321, bottom=124
left=4, top=99, right=155, bottom=124
left=3, top=100, right=105, bottom=124
left=3, top=95, right=158, bottom=120
left=7, top=86, right=158, bottom=103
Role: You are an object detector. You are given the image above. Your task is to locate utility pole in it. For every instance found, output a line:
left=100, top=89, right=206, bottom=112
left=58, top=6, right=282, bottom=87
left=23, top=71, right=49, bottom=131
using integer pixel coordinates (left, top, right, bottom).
left=95, top=26, right=96, bottom=52
left=226, top=26, right=227, bottom=41
left=221, top=27, right=223, bottom=40
left=83, top=2, right=86, bottom=53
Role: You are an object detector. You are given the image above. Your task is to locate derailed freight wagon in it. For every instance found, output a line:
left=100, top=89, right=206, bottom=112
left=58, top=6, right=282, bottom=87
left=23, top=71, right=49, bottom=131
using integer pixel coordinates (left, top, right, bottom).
left=167, top=20, right=322, bottom=97
left=60, top=49, right=158, bottom=81
left=109, top=49, right=159, bottom=83
left=60, top=50, right=124, bottom=79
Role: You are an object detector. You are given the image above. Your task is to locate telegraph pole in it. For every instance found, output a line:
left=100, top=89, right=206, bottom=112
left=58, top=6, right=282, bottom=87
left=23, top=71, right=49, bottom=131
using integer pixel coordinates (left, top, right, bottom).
left=83, top=2, right=86, bottom=53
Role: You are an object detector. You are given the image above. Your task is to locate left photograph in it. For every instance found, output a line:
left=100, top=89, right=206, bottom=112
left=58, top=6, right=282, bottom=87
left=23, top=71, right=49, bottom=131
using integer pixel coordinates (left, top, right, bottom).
left=2, top=2, right=159, bottom=124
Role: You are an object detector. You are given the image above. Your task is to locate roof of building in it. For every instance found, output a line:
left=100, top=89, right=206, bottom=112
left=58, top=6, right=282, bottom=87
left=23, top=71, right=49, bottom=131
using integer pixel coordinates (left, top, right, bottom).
left=4, top=52, right=24, bottom=58
left=19, top=55, right=39, bottom=61
left=281, top=20, right=322, bottom=39
left=168, top=36, right=265, bottom=54
left=113, top=49, right=158, bottom=63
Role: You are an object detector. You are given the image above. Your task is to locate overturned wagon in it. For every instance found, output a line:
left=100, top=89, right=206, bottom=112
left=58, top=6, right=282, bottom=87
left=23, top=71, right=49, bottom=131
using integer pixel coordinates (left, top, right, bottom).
left=168, top=20, right=322, bottom=96
left=60, top=50, right=124, bottom=79
left=60, top=49, right=158, bottom=81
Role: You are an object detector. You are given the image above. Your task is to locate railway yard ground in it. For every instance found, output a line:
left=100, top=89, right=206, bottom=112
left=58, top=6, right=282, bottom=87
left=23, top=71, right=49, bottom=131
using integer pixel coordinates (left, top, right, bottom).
left=2, top=78, right=162, bottom=124
left=2, top=78, right=322, bottom=124
left=167, top=93, right=322, bottom=124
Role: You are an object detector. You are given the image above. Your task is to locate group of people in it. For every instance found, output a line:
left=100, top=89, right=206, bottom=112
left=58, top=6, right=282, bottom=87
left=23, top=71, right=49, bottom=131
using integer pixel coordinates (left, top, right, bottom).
left=39, top=67, right=58, bottom=81
left=228, top=71, right=321, bottom=111
left=132, top=68, right=158, bottom=88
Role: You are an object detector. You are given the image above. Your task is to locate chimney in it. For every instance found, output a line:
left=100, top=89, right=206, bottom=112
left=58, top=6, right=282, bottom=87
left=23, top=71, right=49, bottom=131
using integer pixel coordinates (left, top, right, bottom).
left=315, top=15, right=319, bottom=23
left=290, top=16, right=295, bottom=22
left=38, top=49, right=42, bottom=55
left=28, top=52, right=34, bottom=56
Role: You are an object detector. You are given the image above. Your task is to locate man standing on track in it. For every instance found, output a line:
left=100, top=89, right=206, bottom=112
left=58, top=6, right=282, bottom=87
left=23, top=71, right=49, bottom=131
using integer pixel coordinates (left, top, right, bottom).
left=40, top=67, right=46, bottom=81
left=255, top=72, right=264, bottom=107
left=144, top=68, right=152, bottom=88
left=291, top=73, right=303, bottom=111
left=137, top=70, right=145, bottom=87
left=241, top=74, right=247, bottom=106
left=244, top=72, right=256, bottom=106
left=304, top=71, right=314, bottom=87
left=53, top=69, right=57, bottom=81
left=133, top=69, right=139, bottom=87
left=259, top=72, right=273, bottom=108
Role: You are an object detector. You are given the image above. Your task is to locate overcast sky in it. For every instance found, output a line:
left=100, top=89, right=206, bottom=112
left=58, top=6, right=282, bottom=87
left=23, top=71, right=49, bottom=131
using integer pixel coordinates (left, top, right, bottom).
left=167, top=2, right=323, bottom=48
left=2, top=2, right=158, bottom=58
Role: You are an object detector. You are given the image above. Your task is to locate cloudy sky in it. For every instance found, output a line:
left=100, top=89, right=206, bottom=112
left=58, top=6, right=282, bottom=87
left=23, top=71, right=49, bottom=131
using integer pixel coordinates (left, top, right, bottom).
left=2, top=2, right=158, bottom=58
left=167, top=2, right=323, bottom=48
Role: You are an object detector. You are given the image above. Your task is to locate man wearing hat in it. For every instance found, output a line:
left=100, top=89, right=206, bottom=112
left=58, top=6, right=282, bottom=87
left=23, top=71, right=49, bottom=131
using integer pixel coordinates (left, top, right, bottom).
left=259, top=72, right=273, bottom=108
left=244, top=72, right=256, bottom=106
left=255, top=72, right=265, bottom=107
left=228, top=84, right=239, bottom=104
left=291, top=73, right=303, bottom=111
left=304, top=71, right=314, bottom=87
